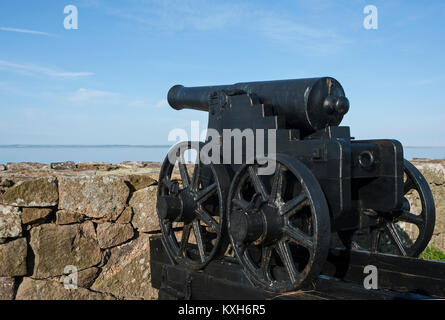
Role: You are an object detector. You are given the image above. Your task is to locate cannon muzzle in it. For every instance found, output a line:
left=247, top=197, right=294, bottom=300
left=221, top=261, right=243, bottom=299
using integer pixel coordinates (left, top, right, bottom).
left=168, top=84, right=226, bottom=112
left=167, top=77, right=349, bottom=132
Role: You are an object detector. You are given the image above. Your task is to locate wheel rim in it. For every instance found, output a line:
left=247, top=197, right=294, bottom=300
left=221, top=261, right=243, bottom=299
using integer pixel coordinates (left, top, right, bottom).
left=378, top=159, right=435, bottom=256
left=227, top=155, right=330, bottom=292
left=339, top=159, right=435, bottom=257
left=157, top=141, right=229, bottom=269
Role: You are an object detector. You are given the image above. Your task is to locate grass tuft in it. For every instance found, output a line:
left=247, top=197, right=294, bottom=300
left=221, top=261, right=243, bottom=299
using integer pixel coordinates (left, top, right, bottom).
left=419, top=245, right=445, bottom=262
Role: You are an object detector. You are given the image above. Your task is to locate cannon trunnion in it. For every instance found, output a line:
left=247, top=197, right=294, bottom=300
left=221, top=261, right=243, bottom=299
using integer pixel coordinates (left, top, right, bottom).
left=157, top=77, right=436, bottom=293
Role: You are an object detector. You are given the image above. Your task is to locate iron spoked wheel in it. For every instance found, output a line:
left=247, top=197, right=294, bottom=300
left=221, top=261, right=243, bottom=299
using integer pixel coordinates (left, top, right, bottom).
left=157, top=141, right=230, bottom=270
left=227, top=155, right=331, bottom=292
left=340, top=159, right=435, bottom=257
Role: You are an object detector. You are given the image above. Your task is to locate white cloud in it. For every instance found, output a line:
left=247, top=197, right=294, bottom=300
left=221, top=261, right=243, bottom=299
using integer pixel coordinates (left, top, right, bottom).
left=120, top=98, right=169, bottom=108
left=128, top=100, right=145, bottom=107
left=155, top=99, right=168, bottom=108
left=68, top=92, right=169, bottom=109
left=0, top=60, right=94, bottom=78
left=106, top=0, right=351, bottom=55
left=68, top=88, right=120, bottom=102
left=257, top=16, right=351, bottom=55
left=0, top=27, right=56, bottom=37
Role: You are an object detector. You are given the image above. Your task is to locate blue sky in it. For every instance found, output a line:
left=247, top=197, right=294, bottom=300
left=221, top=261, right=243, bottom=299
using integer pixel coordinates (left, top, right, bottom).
left=0, top=0, right=444, bottom=146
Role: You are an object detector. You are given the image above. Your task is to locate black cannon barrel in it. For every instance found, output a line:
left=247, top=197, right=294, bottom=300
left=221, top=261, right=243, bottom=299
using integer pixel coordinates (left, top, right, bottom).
left=167, top=77, right=349, bottom=132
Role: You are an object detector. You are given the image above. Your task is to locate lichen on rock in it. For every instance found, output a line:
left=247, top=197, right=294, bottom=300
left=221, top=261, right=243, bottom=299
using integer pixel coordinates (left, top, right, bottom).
left=96, top=222, right=134, bottom=248
left=0, top=277, right=16, bottom=300
left=0, top=238, right=27, bottom=277
left=0, top=177, right=58, bottom=207
left=129, top=186, right=159, bottom=233
left=58, top=175, right=130, bottom=219
left=91, top=235, right=157, bottom=299
left=30, top=222, right=102, bottom=279
left=21, top=208, right=53, bottom=225
left=16, top=278, right=115, bottom=300
left=55, top=210, right=84, bottom=225
left=125, top=174, right=156, bottom=191
left=0, top=205, right=22, bottom=239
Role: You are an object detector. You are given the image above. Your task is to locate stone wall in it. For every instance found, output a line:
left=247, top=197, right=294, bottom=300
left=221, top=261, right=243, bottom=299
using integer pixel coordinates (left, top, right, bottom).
left=410, top=159, right=445, bottom=249
left=0, top=159, right=444, bottom=300
left=0, top=161, right=161, bottom=300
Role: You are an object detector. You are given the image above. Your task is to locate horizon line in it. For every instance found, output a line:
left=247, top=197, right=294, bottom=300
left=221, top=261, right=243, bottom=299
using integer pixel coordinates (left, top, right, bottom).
left=0, top=144, right=444, bottom=148
left=0, top=144, right=173, bottom=148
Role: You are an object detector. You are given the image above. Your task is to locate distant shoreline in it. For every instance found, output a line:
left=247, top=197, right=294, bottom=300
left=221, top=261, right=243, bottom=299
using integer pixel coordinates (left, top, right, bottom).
left=1, top=145, right=443, bottom=164
left=0, top=145, right=444, bottom=148
left=0, top=145, right=172, bottom=148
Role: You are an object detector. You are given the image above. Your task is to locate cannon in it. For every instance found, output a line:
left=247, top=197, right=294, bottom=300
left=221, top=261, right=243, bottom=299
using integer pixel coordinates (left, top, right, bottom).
left=157, top=77, right=436, bottom=293
left=167, top=78, right=350, bottom=133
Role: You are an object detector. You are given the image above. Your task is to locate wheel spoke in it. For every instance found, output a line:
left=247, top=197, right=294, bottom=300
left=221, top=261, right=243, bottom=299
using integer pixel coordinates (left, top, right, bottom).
left=232, top=198, right=250, bottom=210
left=161, top=178, right=177, bottom=193
left=248, top=166, right=268, bottom=200
left=178, top=162, right=190, bottom=188
left=190, top=162, right=200, bottom=191
left=196, top=183, right=217, bottom=203
left=160, top=177, right=169, bottom=187
left=403, top=177, right=415, bottom=195
left=237, top=242, right=246, bottom=257
left=192, top=220, right=206, bottom=262
left=243, top=247, right=258, bottom=273
left=164, top=220, right=173, bottom=235
left=283, top=225, right=313, bottom=249
left=179, top=224, right=192, bottom=255
left=281, top=193, right=308, bottom=216
left=270, top=164, right=283, bottom=203
left=261, top=246, right=273, bottom=281
left=195, top=208, right=219, bottom=231
left=385, top=222, right=408, bottom=256
left=277, top=240, right=299, bottom=284
left=397, top=210, right=423, bottom=226
left=369, top=228, right=382, bottom=253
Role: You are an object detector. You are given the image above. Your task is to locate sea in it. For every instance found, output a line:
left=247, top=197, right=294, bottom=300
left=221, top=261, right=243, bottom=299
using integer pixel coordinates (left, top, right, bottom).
left=0, top=145, right=444, bottom=164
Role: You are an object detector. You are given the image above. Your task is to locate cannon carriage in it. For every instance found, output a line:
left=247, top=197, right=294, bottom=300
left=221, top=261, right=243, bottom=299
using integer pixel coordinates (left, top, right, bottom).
left=156, top=77, right=436, bottom=293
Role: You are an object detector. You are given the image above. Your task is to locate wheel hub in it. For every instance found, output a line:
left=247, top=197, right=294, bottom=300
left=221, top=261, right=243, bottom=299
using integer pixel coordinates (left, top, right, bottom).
left=157, top=188, right=199, bottom=223
left=179, top=189, right=199, bottom=223
left=230, top=194, right=283, bottom=245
